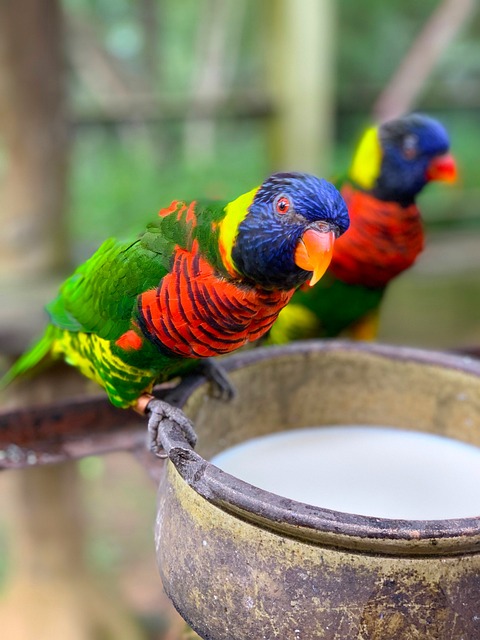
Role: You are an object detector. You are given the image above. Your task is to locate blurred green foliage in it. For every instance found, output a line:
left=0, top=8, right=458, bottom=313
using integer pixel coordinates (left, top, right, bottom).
left=337, top=0, right=480, bottom=107
left=62, top=0, right=480, bottom=257
left=63, top=0, right=480, bottom=106
left=69, top=121, right=270, bottom=256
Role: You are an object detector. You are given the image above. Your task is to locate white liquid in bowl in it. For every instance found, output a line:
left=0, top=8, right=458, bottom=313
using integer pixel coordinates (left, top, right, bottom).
left=211, top=426, right=480, bottom=520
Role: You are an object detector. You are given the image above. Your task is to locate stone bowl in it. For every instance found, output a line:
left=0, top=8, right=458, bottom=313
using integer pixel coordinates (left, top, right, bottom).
left=155, top=340, right=480, bottom=640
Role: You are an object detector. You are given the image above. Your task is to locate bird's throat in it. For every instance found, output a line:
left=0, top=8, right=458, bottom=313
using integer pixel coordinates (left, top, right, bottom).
left=330, top=185, right=424, bottom=287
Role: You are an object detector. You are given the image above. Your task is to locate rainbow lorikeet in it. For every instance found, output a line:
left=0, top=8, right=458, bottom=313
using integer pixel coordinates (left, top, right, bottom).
left=2, top=172, right=349, bottom=449
left=267, top=114, right=457, bottom=345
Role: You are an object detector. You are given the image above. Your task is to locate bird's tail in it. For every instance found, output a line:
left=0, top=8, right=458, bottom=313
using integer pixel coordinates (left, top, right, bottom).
left=0, top=326, right=57, bottom=388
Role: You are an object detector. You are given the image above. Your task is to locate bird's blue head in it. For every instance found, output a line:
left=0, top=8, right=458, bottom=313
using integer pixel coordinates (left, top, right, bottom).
left=229, top=172, right=349, bottom=290
left=349, top=113, right=457, bottom=205
left=375, top=113, right=457, bottom=204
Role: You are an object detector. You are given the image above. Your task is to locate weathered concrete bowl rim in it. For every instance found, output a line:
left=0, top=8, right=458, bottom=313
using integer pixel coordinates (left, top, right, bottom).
left=160, top=340, right=480, bottom=556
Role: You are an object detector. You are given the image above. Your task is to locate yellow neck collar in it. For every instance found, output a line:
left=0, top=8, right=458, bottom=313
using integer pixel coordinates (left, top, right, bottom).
left=218, top=186, right=259, bottom=277
left=348, top=126, right=382, bottom=190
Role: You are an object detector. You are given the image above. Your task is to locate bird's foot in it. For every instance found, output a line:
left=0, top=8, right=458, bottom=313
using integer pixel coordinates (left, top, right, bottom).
left=135, top=394, right=198, bottom=458
left=200, top=358, right=236, bottom=401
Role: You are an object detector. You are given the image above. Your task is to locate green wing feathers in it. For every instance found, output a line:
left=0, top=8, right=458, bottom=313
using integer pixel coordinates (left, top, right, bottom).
left=48, top=239, right=162, bottom=340
left=0, top=198, right=211, bottom=396
left=43, top=202, right=197, bottom=341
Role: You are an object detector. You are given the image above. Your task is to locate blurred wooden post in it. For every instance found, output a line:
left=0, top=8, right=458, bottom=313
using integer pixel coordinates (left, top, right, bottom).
left=0, top=0, right=69, bottom=278
left=0, top=1, right=148, bottom=638
left=139, top=0, right=159, bottom=84
left=184, top=0, right=246, bottom=166
left=266, top=0, right=336, bottom=176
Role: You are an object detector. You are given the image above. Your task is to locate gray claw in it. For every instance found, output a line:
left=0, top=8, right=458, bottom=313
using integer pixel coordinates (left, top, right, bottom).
left=200, top=358, right=236, bottom=401
left=146, top=398, right=198, bottom=458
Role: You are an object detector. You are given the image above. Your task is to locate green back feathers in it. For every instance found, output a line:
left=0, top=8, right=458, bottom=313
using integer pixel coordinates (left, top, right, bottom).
left=1, top=192, right=254, bottom=394
left=46, top=198, right=229, bottom=341
left=47, top=237, right=170, bottom=340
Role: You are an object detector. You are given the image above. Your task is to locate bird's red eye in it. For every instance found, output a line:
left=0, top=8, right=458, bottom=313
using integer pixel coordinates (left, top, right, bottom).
left=402, top=134, right=418, bottom=160
left=275, top=196, right=290, bottom=214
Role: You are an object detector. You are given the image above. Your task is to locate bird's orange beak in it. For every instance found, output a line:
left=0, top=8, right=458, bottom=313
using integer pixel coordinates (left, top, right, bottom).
left=294, top=227, right=336, bottom=287
left=426, top=152, right=457, bottom=183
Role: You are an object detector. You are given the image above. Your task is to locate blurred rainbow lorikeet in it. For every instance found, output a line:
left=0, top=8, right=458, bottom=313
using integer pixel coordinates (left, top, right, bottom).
left=267, top=114, right=457, bottom=345
left=2, top=172, right=349, bottom=448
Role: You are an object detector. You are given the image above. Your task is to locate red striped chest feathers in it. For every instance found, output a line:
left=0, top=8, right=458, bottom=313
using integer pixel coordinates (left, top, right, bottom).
left=138, top=241, right=294, bottom=358
left=329, top=184, right=424, bottom=288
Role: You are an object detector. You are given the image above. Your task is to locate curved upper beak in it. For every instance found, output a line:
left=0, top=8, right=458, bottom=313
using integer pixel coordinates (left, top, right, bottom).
left=294, top=226, right=336, bottom=287
left=426, top=152, right=457, bottom=183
